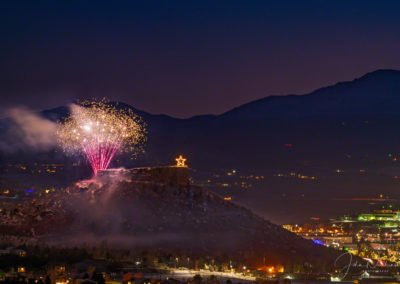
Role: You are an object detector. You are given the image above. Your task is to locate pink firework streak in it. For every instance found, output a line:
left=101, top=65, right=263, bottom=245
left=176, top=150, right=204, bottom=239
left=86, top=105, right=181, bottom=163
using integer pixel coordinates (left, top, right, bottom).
left=82, top=138, right=123, bottom=175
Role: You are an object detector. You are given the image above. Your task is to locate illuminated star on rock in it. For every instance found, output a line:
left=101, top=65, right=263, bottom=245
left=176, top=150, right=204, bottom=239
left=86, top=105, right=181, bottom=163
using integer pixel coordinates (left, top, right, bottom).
left=175, top=155, right=187, bottom=167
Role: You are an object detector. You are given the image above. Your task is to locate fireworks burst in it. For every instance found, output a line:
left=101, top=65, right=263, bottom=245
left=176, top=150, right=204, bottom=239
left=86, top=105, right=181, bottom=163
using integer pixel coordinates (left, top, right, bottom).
left=57, top=100, right=146, bottom=175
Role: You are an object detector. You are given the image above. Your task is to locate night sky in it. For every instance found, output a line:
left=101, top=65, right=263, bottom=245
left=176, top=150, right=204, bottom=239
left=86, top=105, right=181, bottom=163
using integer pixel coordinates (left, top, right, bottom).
left=1, top=1, right=400, bottom=118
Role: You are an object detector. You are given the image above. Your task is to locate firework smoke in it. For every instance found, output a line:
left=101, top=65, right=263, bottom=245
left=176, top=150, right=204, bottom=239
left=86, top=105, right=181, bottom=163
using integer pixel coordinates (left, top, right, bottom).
left=0, top=107, right=58, bottom=152
left=57, top=100, right=146, bottom=175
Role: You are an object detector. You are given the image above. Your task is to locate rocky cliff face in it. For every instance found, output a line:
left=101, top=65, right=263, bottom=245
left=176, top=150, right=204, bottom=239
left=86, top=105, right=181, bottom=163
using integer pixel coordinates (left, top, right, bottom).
left=0, top=167, right=342, bottom=269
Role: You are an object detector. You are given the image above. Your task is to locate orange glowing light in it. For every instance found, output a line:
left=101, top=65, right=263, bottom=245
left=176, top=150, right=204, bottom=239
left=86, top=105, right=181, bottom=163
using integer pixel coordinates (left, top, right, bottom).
left=175, top=155, right=187, bottom=167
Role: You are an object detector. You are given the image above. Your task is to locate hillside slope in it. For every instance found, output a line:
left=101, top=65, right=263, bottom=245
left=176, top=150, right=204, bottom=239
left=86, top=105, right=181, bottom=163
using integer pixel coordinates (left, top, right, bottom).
left=0, top=167, right=343, bottom=270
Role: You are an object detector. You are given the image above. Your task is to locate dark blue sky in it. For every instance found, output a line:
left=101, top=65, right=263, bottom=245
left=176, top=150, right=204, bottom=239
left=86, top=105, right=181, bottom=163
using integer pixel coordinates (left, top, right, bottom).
left=1, top=1, right=400, bottom=117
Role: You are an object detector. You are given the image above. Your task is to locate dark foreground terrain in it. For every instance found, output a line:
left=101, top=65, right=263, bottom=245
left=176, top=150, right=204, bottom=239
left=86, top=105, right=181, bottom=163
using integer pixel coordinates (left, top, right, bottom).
left=0, top=167, right=348, bottom=271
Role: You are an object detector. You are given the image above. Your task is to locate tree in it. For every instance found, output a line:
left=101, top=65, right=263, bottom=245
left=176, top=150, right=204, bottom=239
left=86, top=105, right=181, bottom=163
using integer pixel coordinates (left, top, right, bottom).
left=193, top=274, right=202, bottom=284
left=92, top=272, right=106, bottom=284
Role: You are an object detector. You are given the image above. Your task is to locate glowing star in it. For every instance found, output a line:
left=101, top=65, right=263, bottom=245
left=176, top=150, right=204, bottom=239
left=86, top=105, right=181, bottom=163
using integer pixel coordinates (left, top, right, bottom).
left=57, top=99, right=146, bottom=175
left=175, top=155, right=187, bottom=167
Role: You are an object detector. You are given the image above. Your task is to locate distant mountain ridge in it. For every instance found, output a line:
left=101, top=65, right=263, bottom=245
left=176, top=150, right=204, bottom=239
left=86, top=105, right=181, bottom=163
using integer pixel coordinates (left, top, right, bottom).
left=2, top=69, right=400, bottom=169
left=41, top=70, right=400, bottom=121
left=222, top=69, right=400, bottom=119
